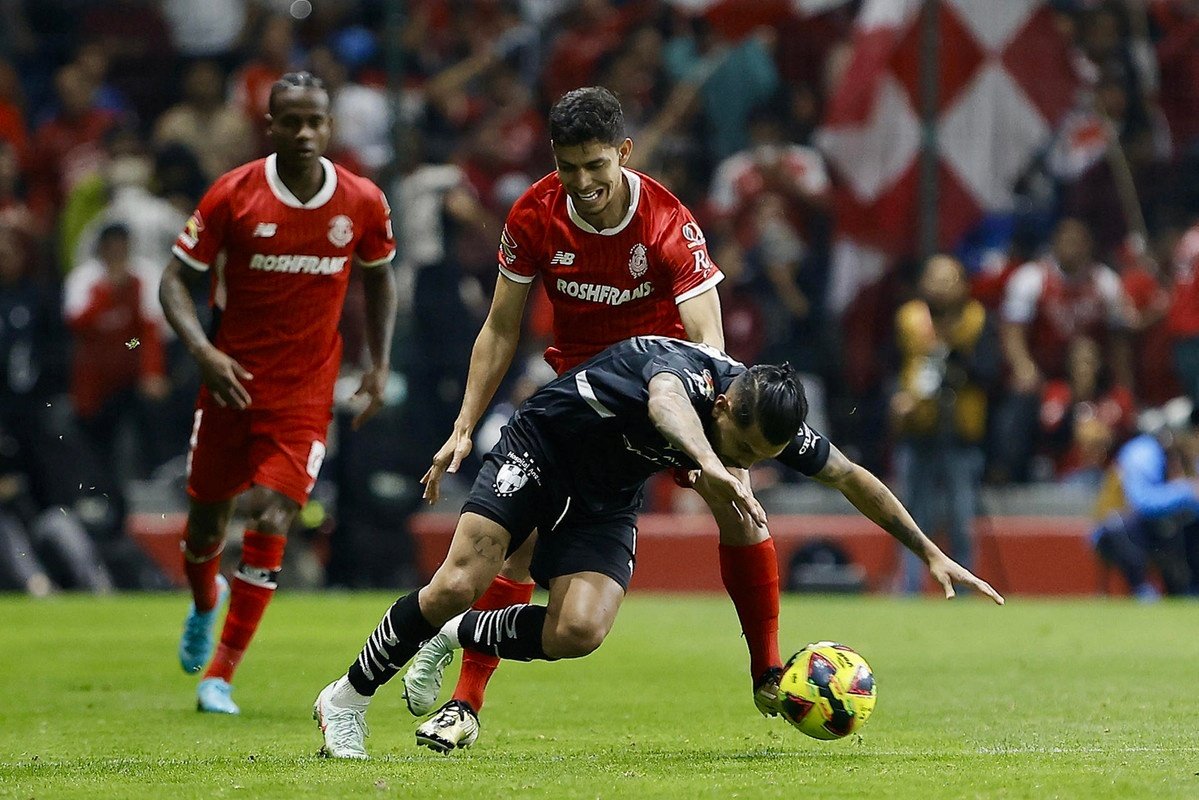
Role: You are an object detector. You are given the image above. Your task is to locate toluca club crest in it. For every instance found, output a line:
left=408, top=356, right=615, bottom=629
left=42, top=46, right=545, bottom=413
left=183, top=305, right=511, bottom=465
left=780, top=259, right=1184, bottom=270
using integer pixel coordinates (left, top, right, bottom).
left=629, top=242, right=648, bottom=279
left=328, top=215, right=353, bottom=247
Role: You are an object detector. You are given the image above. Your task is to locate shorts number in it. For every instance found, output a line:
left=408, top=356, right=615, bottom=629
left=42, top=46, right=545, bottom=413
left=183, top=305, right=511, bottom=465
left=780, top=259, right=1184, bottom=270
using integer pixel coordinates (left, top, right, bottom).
left=306, top=441, right=327, bottom=479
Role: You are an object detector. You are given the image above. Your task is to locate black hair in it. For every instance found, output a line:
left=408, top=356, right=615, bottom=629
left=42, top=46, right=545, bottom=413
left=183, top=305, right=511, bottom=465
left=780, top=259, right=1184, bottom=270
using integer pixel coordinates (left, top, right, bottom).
left=268, top=71, right=327, bottom=115
left=97, top=221, right=131, bottom=245
left=548, top=86, right=625, bottom=147
left=729, top=363, right=807, bottom=446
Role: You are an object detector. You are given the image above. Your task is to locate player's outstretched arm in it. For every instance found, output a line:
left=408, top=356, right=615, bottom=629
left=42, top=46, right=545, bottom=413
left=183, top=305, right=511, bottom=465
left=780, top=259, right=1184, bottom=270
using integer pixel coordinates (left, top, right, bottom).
left=421, top=274, right=532, bottom=503
left=159, top=256, right=253, bottom=409
left=813, top=443, right=1005, bottom=605
left=351, top=263, right=398, bottom=430
left=647, top=373, right=767, bottom=528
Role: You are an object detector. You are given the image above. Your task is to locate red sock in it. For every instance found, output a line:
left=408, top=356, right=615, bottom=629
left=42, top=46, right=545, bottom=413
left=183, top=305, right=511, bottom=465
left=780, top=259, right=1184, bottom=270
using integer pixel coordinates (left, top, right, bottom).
left=203, top=530, right=285, bottom=683
left=452, top=575, right=535, bottom=711
left=719, top=539, right=782, bottom=680
left=182, top=535, right=224, bottom=612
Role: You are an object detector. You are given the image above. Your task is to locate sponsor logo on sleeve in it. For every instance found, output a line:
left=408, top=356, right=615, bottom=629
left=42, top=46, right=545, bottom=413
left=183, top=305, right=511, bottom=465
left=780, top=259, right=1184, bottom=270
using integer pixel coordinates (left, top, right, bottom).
left=683, top=368, right=715, bottom=400
left=795, top=424, right=821, bottom=454
left=692, top=249, right=713, bottom=275
left=180, top=211, right=204, bottom=249
left=500, top=226, right=518, bottom=265
left=629, top=242, right=648, bottom=278
left=380, top=190, right=394, bottom=240
left=681, top=222, right=706, bottom=249
left=328, top=215, right=354, bottom=247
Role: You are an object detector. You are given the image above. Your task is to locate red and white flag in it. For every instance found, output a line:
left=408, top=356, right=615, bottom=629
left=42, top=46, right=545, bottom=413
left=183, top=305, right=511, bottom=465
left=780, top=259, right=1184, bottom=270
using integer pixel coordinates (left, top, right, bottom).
left=817, top=0, right=1081, bottom=312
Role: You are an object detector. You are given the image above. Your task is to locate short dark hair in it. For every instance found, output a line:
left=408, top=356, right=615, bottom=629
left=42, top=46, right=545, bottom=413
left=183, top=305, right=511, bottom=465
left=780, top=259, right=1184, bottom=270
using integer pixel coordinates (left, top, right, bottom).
left=268, top=71, right=326, bottom=115
left=97, top=221, right=130, bottom=246
left=729, top=363, right=807, bottom=446
left=548, top=86, right=625, bottom=147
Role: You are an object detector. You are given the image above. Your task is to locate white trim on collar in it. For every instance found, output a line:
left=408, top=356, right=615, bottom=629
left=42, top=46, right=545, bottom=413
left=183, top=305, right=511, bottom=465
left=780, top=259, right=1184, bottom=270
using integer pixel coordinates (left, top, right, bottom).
left=566, top=168, right=641, bottom=236
left=264, top=153, right=338, bottom=209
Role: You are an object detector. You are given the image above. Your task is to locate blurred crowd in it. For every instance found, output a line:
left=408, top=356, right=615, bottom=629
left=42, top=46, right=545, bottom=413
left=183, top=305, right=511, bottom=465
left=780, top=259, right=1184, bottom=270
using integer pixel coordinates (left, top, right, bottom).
left=2, top=0, right=1199, bottom=595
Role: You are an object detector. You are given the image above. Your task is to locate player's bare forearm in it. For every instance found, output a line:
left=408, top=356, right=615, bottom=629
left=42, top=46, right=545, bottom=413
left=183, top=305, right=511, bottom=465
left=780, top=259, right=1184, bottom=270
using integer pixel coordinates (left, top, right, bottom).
left=647, top=373, right=721, bottom=472
left=361, top=264, right=397, bottom=371
left=815, top=445, right=941, bottom=562
left=159, top=257, right=213, bottom=359
left=455, top=275, right=531, bottom=431
left=678, top=288, right=725, bottom=351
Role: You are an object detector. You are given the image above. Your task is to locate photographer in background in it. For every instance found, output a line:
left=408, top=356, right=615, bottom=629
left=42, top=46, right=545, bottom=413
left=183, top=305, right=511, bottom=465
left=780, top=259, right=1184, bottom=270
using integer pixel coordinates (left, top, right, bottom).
left=1091, top=397, right=1199, bottom=600
left=890, top=255, right=1002, bottom=594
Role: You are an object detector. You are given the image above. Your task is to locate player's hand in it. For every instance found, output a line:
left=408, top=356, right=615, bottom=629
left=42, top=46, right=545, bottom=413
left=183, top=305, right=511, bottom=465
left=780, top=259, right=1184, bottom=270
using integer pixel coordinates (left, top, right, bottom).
left=197, top=346, right=252, bottom=409
left=927, top=554, right=1005, bottom=605
left=694, top=464, right=767, bottom=528
left=351, top=366, right=388, bottom=430
left=421, top=425, right=474, bottom=504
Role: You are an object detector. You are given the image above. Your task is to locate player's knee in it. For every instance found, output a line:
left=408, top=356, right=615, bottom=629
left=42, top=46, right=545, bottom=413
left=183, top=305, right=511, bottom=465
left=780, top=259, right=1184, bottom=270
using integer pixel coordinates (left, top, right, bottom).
left=426, top=567, right=485, bottom=611
left=244, top=489, right=298, bottom=534
left=544, top=617, right=606, bottom=659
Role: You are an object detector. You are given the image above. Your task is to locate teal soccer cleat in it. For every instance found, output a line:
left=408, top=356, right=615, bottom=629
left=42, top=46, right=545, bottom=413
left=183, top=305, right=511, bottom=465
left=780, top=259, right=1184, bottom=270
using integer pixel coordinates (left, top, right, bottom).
left=179, top=574, right=229, bottom=674
left=196, top=677, right=240, bottom=714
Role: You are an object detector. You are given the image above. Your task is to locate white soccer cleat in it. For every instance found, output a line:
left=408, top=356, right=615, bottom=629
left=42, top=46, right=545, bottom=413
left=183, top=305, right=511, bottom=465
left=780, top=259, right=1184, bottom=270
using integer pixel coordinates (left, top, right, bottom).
left=415, top=700, right=479, bottom=753
left=313, top=680, right=370, bottom=760
left=401, top=633, right=454, bottom=716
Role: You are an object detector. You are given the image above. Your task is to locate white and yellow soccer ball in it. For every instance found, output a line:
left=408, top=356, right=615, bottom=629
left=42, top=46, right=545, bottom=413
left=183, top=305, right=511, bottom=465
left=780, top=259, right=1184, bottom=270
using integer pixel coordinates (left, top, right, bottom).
left=778, top=641, right=877, bottom=740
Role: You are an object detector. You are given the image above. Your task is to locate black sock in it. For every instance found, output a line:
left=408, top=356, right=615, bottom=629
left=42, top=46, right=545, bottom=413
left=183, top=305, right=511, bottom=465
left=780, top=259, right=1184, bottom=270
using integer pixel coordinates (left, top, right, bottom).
left=346, top=591, right=439, bottom=696
left=457, top=604, right=556, bottom=662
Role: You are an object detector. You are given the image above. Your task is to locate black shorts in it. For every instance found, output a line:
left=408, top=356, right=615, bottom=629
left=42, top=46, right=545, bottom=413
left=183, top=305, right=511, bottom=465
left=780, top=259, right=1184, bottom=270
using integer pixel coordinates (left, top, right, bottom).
left=462, top=420, right=640, bottom=591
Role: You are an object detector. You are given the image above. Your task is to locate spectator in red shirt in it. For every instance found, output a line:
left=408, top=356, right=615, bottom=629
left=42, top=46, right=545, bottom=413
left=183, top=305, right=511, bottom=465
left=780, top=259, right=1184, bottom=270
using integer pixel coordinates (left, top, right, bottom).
left=27, top=64, right=117, bottom=224
left=63, top=222, right=168, bottom=477
left=1040, top=336, right=1135, bottom=487
left=1168, top=215, right=1199, bottom=403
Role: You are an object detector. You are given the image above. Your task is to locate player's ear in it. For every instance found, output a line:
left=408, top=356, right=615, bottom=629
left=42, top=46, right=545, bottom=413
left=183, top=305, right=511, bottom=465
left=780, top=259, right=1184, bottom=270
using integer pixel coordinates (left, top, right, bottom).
left=617, top=138, right=633, bottom=165
left=712, top=393, right=731, bottom=417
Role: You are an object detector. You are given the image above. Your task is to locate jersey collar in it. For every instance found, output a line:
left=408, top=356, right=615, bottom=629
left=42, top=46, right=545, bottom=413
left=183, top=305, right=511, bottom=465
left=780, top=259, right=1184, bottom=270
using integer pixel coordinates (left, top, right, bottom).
left=566, top=168, right=641, bottom=236
left=264, top=153, right=338, bottom=209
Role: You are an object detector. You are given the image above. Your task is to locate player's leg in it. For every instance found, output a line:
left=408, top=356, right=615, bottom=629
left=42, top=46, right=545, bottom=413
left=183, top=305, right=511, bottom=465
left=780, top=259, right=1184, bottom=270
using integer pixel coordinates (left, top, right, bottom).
left=698, top=467, right=784, bottom=715
left=412, top=570, right=624, bottom=754
left=179, top=402, right=248, bottom=675
left=314, top=511, right=511, bottom=758
left=199, top=484, right=298, bottom=713
left=439, top=531, right=537, bottom=716
left=198, top=410, right=327, bottom=711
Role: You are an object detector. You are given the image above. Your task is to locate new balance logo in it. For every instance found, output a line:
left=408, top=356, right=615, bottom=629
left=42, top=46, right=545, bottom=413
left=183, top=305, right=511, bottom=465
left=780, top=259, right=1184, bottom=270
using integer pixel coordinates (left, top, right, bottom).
left=253, top=223, right=278, bottom=237
left=550, top=251, right=576, bottom=265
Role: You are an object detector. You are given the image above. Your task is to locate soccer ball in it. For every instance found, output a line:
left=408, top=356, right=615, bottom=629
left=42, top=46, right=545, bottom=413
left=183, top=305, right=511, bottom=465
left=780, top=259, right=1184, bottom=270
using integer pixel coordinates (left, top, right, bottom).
left=778, top=642, right=877, bottom=740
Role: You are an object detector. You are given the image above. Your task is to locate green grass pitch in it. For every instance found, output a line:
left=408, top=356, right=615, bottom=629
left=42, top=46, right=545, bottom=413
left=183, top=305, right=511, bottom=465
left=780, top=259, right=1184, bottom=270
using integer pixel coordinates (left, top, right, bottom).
left=1, top=592, right=1196, bottom=799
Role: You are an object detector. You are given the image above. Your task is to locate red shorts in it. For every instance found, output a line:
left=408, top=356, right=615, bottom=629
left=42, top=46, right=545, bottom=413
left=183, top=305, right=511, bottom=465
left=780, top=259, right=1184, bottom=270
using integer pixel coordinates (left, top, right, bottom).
left=186, top=394, right=332, bottom=506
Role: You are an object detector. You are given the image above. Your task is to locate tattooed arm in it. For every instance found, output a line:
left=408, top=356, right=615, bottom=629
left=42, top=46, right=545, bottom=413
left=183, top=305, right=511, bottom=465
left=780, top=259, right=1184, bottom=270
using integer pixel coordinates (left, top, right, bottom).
left=812, top=444, right=1004, bottom=605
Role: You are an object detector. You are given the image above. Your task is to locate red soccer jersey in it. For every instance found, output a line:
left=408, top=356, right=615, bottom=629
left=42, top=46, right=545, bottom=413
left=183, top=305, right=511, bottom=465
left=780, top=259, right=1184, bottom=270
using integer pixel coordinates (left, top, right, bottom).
left=498, top=169, right=723, bottom=373
left=172, top=154, right=395, bottom=409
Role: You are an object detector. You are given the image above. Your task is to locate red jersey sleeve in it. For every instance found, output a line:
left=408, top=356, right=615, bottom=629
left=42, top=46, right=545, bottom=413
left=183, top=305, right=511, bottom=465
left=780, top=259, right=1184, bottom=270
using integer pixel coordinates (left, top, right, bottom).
left=496, top=192, right=544, bottom=284
left=171, top=176, right=233, bottom=272
left=654, top=205, right=724, bottom=305
left=355, top=184, right=396, bottom=267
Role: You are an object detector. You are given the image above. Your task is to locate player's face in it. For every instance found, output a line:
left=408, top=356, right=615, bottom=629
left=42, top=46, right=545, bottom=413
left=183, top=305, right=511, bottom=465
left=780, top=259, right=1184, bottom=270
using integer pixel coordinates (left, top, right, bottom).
left=267, top=88, right=332, bottom=165
left=552, top=138, right=633, bottom=222
left=709, top=395, right=789, bottom=470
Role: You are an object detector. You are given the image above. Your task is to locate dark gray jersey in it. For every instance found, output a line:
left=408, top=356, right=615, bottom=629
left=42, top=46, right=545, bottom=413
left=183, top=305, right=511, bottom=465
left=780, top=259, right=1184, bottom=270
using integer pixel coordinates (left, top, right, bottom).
left=512, top=336, right=830, bottom=508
